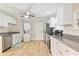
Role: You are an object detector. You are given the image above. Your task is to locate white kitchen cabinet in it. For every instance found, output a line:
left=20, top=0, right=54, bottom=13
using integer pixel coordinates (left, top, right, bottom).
left=0, top=12, right=16, bottom=27
left=0, top=20, right=8, bottom=26
left=0, top=13, right=8, bottom=26
left=49, top=17, right=57, bottom=27
left=50, top=36, right=79, bottom=56
left=0, top=36, right=3, bottom=52
left=8, top=17, right=16, bottom=25
left=57, top=4, right=72, bottom=25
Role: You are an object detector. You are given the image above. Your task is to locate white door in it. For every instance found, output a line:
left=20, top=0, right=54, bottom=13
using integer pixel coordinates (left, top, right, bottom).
left=24, top=23, right=31, bottom=42
left=34, top=22, right=43, bottom=40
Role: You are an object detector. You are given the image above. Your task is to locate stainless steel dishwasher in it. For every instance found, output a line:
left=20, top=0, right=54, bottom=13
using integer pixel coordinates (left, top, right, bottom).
left=2, top=33, right=12, bottom=51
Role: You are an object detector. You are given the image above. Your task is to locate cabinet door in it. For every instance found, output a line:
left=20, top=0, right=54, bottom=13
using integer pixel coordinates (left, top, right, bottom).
left=57, top=4, right=72, bottom=25
left=51, top=38, right=58, bottom=55
left=51, top=38, right=56, bottom=51
left=0, top=19, right=3, bottom=26
left=0, top=18, right=8, bottom=26
left=0, top=12, right=8, bottom=26
left=0, top=36, right=3, bottom=52
left=8, top=18, right=16, bottom=24
left=63, top=4, right=72, bottom=25
left=57, top=4, right=63, bottom=25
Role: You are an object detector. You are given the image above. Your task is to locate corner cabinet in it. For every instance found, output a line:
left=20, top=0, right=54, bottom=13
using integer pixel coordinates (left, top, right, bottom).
left=57, top=4, right=73, bottom=25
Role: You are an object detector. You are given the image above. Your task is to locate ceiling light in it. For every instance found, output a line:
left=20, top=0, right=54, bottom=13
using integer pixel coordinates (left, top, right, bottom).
left=26, top=11, right=30, bottom=15
left=24, top=15, right=29, bottom=19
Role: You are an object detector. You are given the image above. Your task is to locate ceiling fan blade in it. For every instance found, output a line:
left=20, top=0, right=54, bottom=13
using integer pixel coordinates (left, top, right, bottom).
left=29, top=14, right=35, bottom=17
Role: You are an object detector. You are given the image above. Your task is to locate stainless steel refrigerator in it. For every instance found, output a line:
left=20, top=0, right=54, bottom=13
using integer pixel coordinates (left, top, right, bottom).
left=43, top=23, right=53, bottom=42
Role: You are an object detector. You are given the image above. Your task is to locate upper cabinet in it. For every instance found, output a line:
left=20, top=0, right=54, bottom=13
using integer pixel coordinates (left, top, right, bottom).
left=57, top=4, right=73, bottom=25
left=7, top=16, right=16, bottom=25
left=0, top=13, right=8, bottom=26
left=49, top=17, right=57, bottom=27
left=0, top=12, right=16, bottom=27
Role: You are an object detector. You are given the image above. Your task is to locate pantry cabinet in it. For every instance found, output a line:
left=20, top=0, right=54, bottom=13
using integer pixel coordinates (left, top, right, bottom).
left=57, top=4, right=73, bottom=25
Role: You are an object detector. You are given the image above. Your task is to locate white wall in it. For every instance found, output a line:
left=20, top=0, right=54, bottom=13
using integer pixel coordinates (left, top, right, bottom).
left=30, top=20, right=45, bottom=40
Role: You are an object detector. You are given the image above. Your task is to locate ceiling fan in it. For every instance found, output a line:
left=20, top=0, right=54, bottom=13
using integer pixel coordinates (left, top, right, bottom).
left=20, top=9, right=35, bottom=19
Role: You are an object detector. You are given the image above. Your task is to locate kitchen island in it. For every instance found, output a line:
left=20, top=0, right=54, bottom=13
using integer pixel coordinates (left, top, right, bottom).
left=46, top=34, right=79, bottom=56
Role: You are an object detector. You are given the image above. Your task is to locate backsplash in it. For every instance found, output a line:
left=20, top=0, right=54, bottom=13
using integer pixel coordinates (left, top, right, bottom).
left=0, top=27, right=9, bottom=33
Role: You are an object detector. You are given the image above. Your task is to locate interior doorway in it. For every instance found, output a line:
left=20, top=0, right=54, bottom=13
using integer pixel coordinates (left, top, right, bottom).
left=34, top=22, right=44, bottom=40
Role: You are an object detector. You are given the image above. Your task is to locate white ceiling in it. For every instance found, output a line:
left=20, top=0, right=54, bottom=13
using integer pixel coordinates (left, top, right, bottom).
left=0, top=3, right=58, bottom=19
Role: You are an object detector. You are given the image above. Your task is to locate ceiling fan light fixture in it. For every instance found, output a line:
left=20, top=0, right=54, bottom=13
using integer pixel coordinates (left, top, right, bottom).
left=24, top=15, right=29, bottom=19
left=26, top=11, right=30, bottom=15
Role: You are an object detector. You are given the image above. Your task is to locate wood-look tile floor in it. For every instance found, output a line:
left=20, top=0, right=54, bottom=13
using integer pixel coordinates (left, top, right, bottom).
left=0, top=40, right=52, bottom=56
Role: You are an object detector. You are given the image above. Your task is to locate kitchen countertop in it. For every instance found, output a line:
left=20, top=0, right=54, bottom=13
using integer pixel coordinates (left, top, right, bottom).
left=0, top=32, right=20, bottom=35
left=47, top=34, right=79, bottom=52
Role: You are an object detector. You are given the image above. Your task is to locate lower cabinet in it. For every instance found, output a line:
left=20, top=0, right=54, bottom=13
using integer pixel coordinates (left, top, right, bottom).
left=50, top=37, right=79, bottom=56
left=0, top=36, right=3, bottom=52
